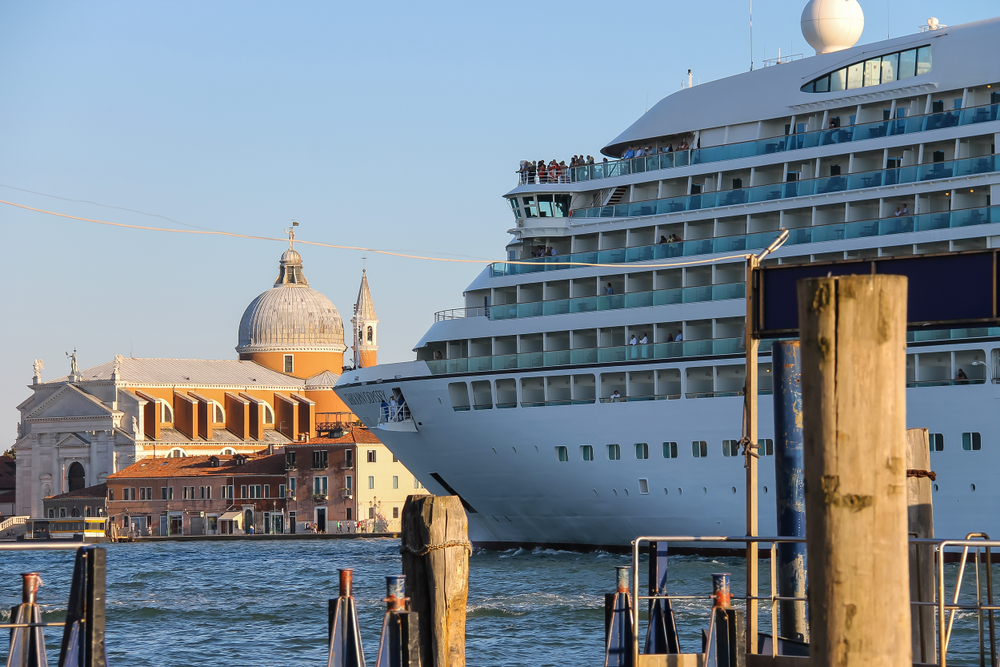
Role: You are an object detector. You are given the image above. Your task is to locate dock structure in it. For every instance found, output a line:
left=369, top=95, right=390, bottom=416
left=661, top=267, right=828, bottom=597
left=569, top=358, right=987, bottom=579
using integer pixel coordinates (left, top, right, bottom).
left=798, top=274, right=911, bottom=667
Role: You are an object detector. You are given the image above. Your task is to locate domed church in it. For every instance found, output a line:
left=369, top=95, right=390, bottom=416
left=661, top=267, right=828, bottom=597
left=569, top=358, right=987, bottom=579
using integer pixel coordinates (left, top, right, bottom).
left=12, top=238, right=377, bottom=519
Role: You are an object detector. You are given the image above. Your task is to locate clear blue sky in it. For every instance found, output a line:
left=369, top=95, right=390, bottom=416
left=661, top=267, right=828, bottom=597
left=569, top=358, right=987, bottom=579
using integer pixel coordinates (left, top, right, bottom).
left=2, top=0, right=996, bottom=447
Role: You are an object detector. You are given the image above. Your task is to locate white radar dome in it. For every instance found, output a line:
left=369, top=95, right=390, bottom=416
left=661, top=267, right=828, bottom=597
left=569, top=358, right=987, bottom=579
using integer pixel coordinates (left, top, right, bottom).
left=801, top=0, right=865, bottom=55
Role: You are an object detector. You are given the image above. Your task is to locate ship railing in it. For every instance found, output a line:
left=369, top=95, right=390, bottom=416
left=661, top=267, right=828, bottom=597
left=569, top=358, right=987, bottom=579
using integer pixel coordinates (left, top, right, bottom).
left=434, top=306, right=488, bottom=322
left=540, top=100, right=1000, bottom=188
left=491, top=203, right=1000, bottom=277
left=485, top=282, right=744, bottom=322
left=630, top=534, right=1000, bottom=667
left=567, top=153, right=998, bottom=221
left=378, top=402, right=411, bottom=425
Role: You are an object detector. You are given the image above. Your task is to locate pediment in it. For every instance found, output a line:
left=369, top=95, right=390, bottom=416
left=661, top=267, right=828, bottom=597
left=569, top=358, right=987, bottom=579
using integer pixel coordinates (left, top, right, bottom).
left=56, top=432, right=91, bottom=448
left=26, top=385, right=112, bottom=420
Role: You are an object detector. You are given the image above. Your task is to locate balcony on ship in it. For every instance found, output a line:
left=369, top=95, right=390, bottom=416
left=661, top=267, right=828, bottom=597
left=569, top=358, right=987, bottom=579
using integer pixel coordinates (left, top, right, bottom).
left=377, top=394, right=417, bottom=433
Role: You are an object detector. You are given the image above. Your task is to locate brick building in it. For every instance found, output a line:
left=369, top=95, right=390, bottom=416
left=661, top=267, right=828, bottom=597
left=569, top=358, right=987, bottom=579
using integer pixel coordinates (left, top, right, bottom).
left=106, top=451, right=289, bottom=535
left=284, top=425, right=427, bottom=533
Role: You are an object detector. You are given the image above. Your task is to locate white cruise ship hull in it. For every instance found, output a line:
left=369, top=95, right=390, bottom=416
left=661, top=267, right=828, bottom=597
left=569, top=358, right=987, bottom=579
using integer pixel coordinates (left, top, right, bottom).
left=335, top=358, right=1000, bottom=550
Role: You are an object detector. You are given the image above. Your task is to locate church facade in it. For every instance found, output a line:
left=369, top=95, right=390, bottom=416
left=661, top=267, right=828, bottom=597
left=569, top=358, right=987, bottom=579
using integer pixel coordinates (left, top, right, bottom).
left=12, top=242, right=383, bottom=520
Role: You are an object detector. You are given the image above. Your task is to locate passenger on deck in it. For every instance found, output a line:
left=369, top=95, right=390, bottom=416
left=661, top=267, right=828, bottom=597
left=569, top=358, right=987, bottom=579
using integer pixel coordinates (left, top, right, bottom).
left=611, top=390, right=622, bottom=402
left=659, top=235, right=668, bottom=244
left=434, top=350, right=443, bottom=360
left=666, top=333, right=675, bottom=342
left=537, top=160, right=548, bottom=183
left=629, top=334, right=637, bottom=346
left=675, top=329, right=683, bottom=341
left=527, top=161, right=537, bottom=183
left=902, top=204, right=909, bottom=215
left=587, top=155, right=595, bottom=165
left=623, top=147, right=634, bottom=159
left=957, top=368, right=969, bottom=382
left=894, top=206, right=901, bottom=217
left=605, top=283, right=614, bottom=295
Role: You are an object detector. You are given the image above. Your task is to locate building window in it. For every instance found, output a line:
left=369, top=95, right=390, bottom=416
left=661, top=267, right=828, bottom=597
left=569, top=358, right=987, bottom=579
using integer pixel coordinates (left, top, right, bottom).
left=367, top=450, right=377, bottom=463
left=413, top=478, right=421, bottom=489
left=284, top=354, right=294, bottom=373
left=962, top=432, right=982, bottom=451
left=279, top=484, right=286, bottom=499
left=722, top=440, right=740, bottom=457
left=107, top=489, right=114, bottom=501
left=314, top=477, right=328, bottom=496
left=556, top=446, right=568, bottom=462
left=368, top=476, right=375, bottom=490
left=47, top=508, right=55, bottom=518
left=607, top=444, right=621, bottom=461
left=393, top=507, right=399, bottom=519
left=312, top=450, right=328, bottom=469
left=161, top=486, right=174, bottom=500
left=635, top=443, right=649, bottom=460
left=368, top=507, right=376, bottom=519
left=288, top=478, right=296, bottom=494
left=392, top=454, right=398, bottom=462
left=168, top=448, right=186, bottom=458
left=161, top=400, right=173, bottom=423
left=139, top=487, right=151, bottom=500
left=241, top=485, right=247, bottom=499
left=759, top=439, right=774, bottom=456
left=264, top=484, right=271, bottom=499
left=222, top=448, right=237, bottom=456
left=367, top=326, right=373, bottom=343
left=346, top=508, right=352, bottom=520
left=581, top=445, right=594, bottom=461
left=930, top=433, right=944, bottom=452
left=59, top=508, right=67, bottom=518
left=663, top=442, right=678, bottom=459
left=692, top=441, right=708, bottom=458
left=214, top=402, right=225, bottom=423
left=262, top=402, right=274, bottom=425
left=392, top=475, right=399, bottom=489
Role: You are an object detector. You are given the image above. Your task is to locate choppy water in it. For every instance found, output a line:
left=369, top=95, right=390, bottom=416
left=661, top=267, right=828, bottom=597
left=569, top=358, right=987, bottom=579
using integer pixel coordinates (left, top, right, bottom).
left=1, top=539, right=995, bottom=665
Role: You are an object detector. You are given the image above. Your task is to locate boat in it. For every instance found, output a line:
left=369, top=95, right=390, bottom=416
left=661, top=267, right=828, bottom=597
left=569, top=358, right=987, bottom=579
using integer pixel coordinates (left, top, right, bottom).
left=334, top=2, right=1000, bottom=550
left=20, top=517, right=109, bottom=543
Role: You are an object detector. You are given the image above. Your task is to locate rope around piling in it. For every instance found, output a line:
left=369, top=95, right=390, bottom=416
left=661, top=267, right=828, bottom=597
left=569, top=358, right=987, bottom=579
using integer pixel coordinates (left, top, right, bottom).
left=400, top=540, right=473, bottom=557
left=907, top=469, right=937, bottom=481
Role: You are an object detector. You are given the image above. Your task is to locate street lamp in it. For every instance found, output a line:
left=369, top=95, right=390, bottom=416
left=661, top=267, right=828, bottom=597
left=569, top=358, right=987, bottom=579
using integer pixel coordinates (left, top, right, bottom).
left=972, top=360, right=992, bottom=383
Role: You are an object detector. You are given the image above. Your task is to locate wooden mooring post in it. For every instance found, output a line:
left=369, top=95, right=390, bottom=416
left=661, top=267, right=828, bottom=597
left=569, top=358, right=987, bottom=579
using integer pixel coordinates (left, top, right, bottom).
left=906, top=427, right=936, bottom=664
left=401, top=495, right=469, bottom=667
left=798, top=275, right=911, bottom=667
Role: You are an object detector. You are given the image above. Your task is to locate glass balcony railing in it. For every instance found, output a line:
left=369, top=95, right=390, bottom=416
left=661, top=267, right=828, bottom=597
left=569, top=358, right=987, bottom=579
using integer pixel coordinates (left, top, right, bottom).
left=425, top=336, right=745, bottom=375
left=490, top=204, right=1000, bottom=277
left=487, top=282, right=744, bottom=321
left=563, top=102, right=1000, bottom=185
left=568, top=154, right=997, bottom=220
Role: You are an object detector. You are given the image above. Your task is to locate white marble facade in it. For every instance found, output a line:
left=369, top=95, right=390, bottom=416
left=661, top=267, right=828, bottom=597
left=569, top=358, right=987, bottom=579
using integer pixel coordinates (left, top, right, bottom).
left=13, top=380, right=139, bottom=518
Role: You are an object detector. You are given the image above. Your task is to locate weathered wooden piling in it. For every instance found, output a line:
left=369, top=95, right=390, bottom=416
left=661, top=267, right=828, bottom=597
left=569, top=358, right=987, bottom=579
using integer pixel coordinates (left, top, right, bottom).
left=906, top=427, right=936, bottom=664
left=797, top=275, right=911, bottom=667
left=400, top=495, right=469, bottom=667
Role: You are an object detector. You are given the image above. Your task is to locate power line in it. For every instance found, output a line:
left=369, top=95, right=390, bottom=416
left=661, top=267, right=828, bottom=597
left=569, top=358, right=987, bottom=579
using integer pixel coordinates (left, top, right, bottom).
left=0, top=197, right=753, bottom=270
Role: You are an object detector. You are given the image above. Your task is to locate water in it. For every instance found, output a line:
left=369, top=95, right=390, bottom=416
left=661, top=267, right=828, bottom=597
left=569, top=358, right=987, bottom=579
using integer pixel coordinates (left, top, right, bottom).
left=1, top=539, right=995, bottom=665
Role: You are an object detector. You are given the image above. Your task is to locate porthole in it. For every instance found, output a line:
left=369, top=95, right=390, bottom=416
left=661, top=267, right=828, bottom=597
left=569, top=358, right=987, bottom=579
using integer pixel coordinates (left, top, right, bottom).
left=763, top=486, right=769, bottom=494
left=732, top=487, right=737, bottom=494
left=933, top=483, right=939, bottom=492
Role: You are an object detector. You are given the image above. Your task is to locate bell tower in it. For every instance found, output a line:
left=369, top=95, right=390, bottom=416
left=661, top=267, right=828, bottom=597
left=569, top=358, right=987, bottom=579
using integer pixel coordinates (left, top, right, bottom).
left=352, top=268, right=379, bottom=368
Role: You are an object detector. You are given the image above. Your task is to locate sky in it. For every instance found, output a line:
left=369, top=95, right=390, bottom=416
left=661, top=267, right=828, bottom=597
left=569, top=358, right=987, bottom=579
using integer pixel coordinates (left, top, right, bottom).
left=1, top=0, right=997, bottom=448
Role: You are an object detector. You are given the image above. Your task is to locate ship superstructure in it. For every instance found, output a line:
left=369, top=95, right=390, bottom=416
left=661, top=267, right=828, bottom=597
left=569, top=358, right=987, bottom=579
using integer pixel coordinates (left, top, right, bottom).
left=335, top=9, right=1000, bottom=549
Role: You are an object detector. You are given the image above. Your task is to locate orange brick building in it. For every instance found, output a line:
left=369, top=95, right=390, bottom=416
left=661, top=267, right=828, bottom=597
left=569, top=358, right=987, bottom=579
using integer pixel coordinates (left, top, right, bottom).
left=13, top=240, right=392, bottom=521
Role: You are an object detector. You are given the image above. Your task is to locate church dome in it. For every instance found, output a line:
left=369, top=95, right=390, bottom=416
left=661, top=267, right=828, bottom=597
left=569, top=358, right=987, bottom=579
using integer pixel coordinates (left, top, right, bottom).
left=236, top=247, right=346, bottom=354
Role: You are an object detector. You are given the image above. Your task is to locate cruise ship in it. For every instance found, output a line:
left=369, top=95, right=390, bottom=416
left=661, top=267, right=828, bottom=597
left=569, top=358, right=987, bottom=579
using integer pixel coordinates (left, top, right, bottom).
left=335, top=3, right=1000, bottom=549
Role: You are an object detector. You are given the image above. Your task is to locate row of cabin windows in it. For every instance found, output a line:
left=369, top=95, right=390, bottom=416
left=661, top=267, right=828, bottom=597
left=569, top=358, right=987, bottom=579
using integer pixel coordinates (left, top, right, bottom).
left=556, top=439, right=775, bottom=462
left=801, top=45, right=931, bottom=93
left=929, top=432, right=982, bottom=452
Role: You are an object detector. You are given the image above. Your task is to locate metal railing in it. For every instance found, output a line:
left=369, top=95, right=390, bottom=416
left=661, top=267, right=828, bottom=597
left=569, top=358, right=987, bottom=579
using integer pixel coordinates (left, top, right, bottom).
left=378, top=402, right=411, bottom=425
left=434, top=306, right=487, bottom=322
left=492, top=204, right=1000, bottom=277
left=629, top=534, right=1000, bottom=667
left=532, top=100, right=1000, bottom=188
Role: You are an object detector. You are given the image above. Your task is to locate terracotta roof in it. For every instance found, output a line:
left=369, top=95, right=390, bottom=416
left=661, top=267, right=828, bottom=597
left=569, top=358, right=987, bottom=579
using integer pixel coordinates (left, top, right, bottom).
left=109, top=452, right=286, bottom=479
left=155, top=428, right=291, bottom=445
left=46, top=483, right=108, bottom=500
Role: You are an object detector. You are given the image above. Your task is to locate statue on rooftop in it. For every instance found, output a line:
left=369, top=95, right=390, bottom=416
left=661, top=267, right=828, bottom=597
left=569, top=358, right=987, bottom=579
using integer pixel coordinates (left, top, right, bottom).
left=66, top=349, right=79, bottom=379
left=32, top=359, right=44, bottom=383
